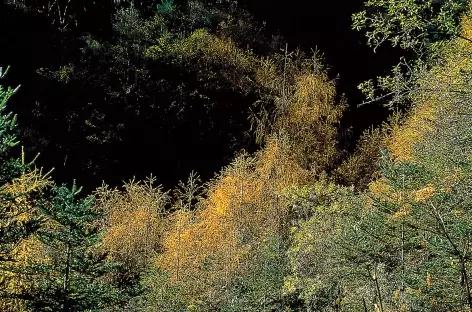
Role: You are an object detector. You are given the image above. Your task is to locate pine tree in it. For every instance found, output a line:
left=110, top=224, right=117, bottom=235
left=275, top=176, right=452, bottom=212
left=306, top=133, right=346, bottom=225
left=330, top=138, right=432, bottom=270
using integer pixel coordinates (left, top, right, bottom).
left=29, top=183, right=120, bottom=311
left=0, top=66, right=53, bottom=311
left=0, top=66, right=33, bottom=263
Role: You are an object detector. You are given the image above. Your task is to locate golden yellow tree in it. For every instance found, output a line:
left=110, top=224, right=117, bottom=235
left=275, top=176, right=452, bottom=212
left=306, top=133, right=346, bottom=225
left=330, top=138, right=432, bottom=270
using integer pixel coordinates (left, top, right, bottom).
left=94, top=175, right=170, bottom=290
left=0, top=152, right=52, bottom=312
left=155, top=51, right=347, bottom=309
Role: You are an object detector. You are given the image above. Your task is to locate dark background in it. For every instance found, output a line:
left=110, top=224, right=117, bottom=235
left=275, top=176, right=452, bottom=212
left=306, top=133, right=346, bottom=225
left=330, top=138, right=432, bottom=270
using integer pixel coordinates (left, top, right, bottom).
left=245, top=0, right=402, bottom=128
left=0, top=0, right=403, bottom=189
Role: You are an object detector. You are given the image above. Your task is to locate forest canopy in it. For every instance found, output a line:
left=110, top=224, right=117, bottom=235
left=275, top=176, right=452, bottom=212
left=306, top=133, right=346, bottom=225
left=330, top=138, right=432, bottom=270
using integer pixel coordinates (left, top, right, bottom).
left=2, top=0, right=472, bottom=311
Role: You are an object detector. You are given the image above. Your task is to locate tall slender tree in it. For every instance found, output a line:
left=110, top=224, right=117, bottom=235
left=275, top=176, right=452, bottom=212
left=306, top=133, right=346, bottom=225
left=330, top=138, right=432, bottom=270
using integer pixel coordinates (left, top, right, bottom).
left=0, top=66, right=53, bottom=311
left=29, top=183, right=120, bottom=311
left=0, top=66, right=30, bottom=263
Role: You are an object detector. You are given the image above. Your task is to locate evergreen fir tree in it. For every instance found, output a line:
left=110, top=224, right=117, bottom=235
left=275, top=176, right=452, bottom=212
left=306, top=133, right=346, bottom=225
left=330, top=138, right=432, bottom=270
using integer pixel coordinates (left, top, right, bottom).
left=0, top=66, right=38, bottom=263
left=29, top=183, right=120, bottom=311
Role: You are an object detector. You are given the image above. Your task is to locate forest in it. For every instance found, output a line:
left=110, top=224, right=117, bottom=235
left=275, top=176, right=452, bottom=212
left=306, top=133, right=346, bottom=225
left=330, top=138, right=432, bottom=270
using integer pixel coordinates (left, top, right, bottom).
left=1, top=0, right=472, bottom=311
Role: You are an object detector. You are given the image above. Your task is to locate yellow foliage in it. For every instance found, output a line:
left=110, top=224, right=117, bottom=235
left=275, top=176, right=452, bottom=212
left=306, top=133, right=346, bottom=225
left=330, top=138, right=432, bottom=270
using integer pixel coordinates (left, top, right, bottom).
left=154, top=43, right=344, bottom=304
left=255, top=57, right=278, bottom=89
left=442, top=170, right=462, bottom=193
left=390, top=204, right=412, bottom=222
left=0, top=235, right=49, bottom=312
left=371, top=179, right=438, bottom=220
left=158, top=160, right=254, bottom=294
left=369, top=179, right=391, bottom=200
left=387, top=104, right=436, bottom=162
left=95, top=177, right=169, bottom=271
left=147, top=28, right=259, bottom=94
left=274, top=72, right=346, bottom=172
left=427, top=272, right=432, bottom=288
left=414, top=184, right=436, bottom=202
left=394, top=289, right=400, bottom=301
left=386, top=13, right=472, bottom=162
left=0, top=159, right=52, bottom=311
left=157, top=134, right=314, bottom=300
left=255, top=135, right=314, bottom=189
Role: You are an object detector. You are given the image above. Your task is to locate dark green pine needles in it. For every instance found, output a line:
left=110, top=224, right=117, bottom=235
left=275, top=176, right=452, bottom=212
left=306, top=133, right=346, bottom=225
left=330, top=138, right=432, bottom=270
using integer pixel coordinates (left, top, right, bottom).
left=29, top=184, right=121, bottom=311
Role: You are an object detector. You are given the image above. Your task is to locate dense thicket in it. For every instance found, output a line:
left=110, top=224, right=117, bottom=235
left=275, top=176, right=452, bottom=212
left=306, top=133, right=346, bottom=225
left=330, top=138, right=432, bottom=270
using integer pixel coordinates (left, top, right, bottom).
left=2, top=0, right=472, bottom=311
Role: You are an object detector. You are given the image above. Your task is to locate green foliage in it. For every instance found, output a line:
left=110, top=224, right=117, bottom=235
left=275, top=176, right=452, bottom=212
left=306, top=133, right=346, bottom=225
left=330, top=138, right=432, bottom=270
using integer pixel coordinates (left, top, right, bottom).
left=0, top=67, right=41, bottom=263
left=125, top=268, right=189, bottom=312
left=283, top=180, right=362, bottom=311
left=344, top=153, right=472, bottom=310
left=7, top=2, right=472, bottom=312
left=353, top=0, right=472, bottom=109
left=356, top=57, right=429, bottom=108
left=0, top=67, right=20, bottom=155
left=341, top=51, right=472, bottom=308
left=156, top=0, right=175, bottom=17
left=29, top=184, right=120, bottom=311
left=220, top=235, right=289, bottom=312
left=353, top=0, right=469, bottom=51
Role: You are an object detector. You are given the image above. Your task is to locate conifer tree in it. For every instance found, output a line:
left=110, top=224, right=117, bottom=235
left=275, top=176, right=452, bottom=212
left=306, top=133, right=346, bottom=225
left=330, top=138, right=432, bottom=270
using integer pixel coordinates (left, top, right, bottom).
left=0, top=66, right=42, bottom=264
left=29, top=183, right=120, bottom=311
left=0, top=66, right=53, bottom=311
left=0, top=67, right=26, bottom=260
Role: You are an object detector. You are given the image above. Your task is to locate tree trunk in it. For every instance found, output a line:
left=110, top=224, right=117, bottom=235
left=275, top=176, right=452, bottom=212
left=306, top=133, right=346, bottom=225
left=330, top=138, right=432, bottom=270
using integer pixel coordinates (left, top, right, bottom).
left=63, top=241, right=71, bottom=312
left=373, top=265, right=384, bottom=312
left=460, top=258, right=472, bottom=310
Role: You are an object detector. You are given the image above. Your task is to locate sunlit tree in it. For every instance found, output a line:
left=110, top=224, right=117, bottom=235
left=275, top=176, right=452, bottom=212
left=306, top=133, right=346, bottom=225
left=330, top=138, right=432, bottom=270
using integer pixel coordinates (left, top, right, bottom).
left=0, top=67, right=52, bottom=311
